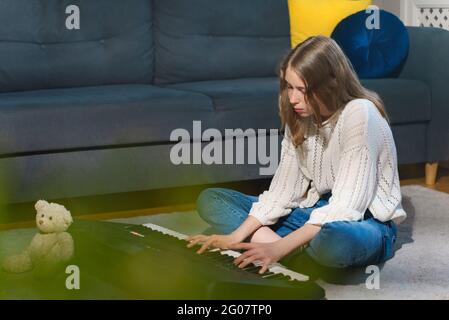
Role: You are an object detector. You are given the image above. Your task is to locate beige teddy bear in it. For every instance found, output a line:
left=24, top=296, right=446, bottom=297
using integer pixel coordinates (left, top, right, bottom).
left=2, top=200, right=74, bottom=273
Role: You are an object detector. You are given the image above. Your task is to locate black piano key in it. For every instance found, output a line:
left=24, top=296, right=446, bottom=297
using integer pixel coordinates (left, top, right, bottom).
left=242, top=265, right=262, bottom=274
left=202, top=251, right=221, bottom=257
left=219, top=256, right=235, bottom=263
left=210, top=253, right=233, bottom=261
left=264, top=273, right=288, bottom=280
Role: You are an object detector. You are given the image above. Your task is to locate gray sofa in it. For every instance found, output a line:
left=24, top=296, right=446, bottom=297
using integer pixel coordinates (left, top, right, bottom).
left=0, top=0, right=447, bottom=209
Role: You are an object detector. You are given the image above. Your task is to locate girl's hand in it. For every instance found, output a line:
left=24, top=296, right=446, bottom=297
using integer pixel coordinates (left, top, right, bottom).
left=229, top=241, right=288, bottom=274
left=186, top=233, right=241, bottom=254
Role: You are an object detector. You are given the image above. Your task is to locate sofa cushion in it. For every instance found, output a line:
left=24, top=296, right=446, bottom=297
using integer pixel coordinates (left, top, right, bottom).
left=167, top=77, right=431, bottom=134
left=0, top=85, right=213, bottom=156
left=288, top=0, right=371, bottom=48
left=0, top=0, right=153, bottom=93
left=361, top=79, right=431, bottom=124
left=332, top=9, right=409, bottom=78
left=153, top=0, right=291, bottom=84
left=165, top=78, right=282, bottom=133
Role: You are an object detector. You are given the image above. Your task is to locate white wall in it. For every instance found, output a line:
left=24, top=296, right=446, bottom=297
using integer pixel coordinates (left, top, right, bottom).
left=372, top=0, right=401, bottom=17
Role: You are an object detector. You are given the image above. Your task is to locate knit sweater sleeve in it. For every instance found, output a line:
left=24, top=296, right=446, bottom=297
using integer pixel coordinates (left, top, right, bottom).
left=248, top=126, right=311, bottom=226
left=306, top=102, right=379, bottom=226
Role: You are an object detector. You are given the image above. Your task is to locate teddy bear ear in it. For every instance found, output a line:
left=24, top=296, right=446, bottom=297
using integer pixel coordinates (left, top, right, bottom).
left=35, top=200, right=48, bottom=211
left=63, top=210, right=73, bottom=226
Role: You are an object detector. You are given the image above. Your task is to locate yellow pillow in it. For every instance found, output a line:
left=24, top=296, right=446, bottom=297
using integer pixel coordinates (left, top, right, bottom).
left=288, top=0, right=372, bottom=48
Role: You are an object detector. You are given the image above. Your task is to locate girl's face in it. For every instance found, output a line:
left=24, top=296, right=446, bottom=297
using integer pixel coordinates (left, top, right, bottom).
left=285, top=66, right=333, bottom=120
left=285, top=67, right=313, bottom=118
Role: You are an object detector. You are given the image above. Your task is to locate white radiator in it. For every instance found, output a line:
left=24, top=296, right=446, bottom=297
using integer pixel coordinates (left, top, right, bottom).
left=401, top=0, right=449, bottom=30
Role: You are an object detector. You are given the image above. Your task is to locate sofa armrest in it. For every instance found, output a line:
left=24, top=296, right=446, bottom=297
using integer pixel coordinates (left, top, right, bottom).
left=399, top=27, right=449, bottom=162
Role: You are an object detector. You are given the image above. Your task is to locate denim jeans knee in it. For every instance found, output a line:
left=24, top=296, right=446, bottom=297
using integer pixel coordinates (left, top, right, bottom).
left=196, top=188, right=254, bottom=234
left=306, top=222, right=357, bottom=268
left=306, top=220, right=384, bottom=268
left=196, top=188, right=218, bottom=217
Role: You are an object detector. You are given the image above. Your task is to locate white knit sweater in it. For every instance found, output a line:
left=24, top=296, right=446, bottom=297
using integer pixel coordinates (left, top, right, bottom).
left=249, top=99, right=407, bottom=226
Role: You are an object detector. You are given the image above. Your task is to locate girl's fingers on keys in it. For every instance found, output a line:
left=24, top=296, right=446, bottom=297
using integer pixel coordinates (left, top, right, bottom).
left=187, top=236, right=206, bottom=248
left=197, top=238, right=215, bottom=254
left=238, top=255, right=259, bottom=269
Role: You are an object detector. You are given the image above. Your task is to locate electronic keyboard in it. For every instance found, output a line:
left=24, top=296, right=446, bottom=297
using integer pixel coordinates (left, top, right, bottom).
left=67, top=220, right=325, bottom=299
left=142, top=222, right=310, bottom=282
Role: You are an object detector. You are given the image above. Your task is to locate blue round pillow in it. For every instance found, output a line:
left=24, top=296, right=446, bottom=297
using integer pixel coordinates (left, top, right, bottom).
left=331, top=9, right=409, bottom=78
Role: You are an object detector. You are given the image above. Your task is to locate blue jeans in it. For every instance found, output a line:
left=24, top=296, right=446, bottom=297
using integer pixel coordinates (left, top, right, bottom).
left=196, top=188, right=397, bottom=269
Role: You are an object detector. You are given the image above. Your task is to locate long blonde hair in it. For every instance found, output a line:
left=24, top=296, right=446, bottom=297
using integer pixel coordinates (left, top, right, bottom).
left=278, top=36, right=389, bottom=148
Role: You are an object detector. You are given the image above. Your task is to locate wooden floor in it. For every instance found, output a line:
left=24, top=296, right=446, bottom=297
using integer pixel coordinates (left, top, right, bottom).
left=398, top=163, right=449, bottom=193
left=1, top=163, right=448, bottom=231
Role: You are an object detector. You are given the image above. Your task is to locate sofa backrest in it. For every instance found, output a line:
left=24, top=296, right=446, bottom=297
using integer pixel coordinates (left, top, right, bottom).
left=0, top=0, right=153, bottom=93
left=154, top=0, right=291, bottom=84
